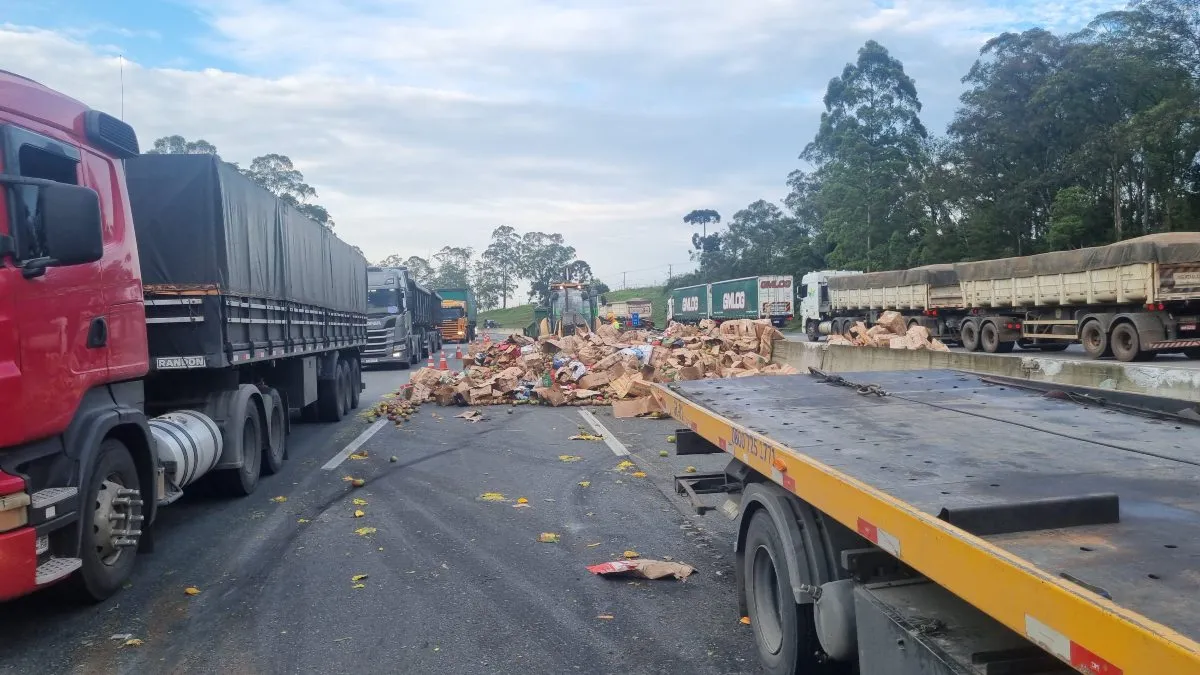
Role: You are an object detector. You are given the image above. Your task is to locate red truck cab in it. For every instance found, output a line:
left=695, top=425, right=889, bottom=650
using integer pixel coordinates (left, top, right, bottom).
left=0, top=69, right=154, bottom=602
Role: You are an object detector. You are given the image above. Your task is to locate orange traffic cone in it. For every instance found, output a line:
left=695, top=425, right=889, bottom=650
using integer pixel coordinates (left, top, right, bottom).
left=426, top=351, right=435, bottom=369
left=438, top=351, right=449, bottom=370
left=454, top=345, right=463, bottom=359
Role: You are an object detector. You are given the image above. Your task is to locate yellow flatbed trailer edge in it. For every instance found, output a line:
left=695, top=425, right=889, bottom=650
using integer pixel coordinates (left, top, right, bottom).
left=653, top=373, right=1200, bottom=675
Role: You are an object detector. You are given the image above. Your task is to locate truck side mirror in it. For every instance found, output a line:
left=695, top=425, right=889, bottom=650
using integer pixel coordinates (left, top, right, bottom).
left=41, top=182, right=104, bottom=266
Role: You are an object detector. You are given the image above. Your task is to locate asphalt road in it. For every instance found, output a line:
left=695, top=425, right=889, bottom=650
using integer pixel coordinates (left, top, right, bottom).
left=0, top=359, right=757, bottom=675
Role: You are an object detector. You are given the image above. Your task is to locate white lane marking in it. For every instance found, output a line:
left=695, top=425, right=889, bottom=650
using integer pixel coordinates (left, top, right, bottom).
left=321, top=419, right=388, bottom=470
left=577, top=410, right=629, bottom=456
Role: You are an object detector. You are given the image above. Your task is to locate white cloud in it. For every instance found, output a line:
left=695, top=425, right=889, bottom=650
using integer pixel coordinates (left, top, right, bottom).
left=0, top=1, right=1111, bottom=287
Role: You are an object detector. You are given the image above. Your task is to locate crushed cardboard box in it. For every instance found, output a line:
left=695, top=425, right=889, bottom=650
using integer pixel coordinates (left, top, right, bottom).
left=828, top=311, right=951, bottom=352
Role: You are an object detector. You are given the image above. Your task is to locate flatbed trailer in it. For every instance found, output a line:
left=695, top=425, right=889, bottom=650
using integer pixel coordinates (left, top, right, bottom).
left=653, top=370, right=1200, bottom=675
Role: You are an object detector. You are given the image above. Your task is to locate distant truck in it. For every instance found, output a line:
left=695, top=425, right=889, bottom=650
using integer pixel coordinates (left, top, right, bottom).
left=955, top=233, right=1200, bottom=360
left=436, top=288, right=477, bottom=343
left=599, top=298, right=654, bottom=328
left=0, top=71, right=366, bottom=603
left=362, top=267, right=441, bottom=368
left=800, top=265, right=966, bottom=343
left=668, top=276, right=795, bottom=327
left=799, top=233, right=1200, bottom=361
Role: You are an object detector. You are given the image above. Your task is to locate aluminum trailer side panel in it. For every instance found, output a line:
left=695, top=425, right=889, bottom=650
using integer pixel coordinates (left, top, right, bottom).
left=653, top=371, right=1200, bottom=675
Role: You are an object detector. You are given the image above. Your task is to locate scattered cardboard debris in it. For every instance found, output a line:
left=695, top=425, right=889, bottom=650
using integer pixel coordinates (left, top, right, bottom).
left=455, top=410, right=484, bottom=423
left=587, top=559, right=696, bottom=580
left=828, top=311, right=951, bottom=351
left=401, top=319, right=790, bottom=411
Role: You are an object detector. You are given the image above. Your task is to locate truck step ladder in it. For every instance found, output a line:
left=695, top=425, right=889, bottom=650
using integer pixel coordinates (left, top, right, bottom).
left=35, top=557, right=82, bottom=586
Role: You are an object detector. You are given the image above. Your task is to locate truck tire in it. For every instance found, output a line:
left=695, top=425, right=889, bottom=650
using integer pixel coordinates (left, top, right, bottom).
left=71, top=438, right=142, bottom=602
left=262, top=388, right=287, bottom=475
left=213, top=402, right=264, bottom=497
left=317, top=359, right=344, bottom=423
left=960, top=319, right=980, bottom=352
left=806, top=320, right=821, bottom=342
left=980, top=323, right=1014, bottom=353
left=1080, top=320, right=1109, bottom=359
left=349, top=359, right=362, bottom=410
left=743, top=510, right=828, bottom=675
left=1110, top=323, right=1144, bottom=363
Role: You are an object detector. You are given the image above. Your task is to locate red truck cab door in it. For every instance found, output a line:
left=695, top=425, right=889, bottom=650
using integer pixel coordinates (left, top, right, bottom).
left=0, top=125, right=111, bottom=448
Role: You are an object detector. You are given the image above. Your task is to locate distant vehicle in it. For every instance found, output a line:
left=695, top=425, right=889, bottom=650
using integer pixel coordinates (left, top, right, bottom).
left=799, top=234, right=1200, bottom=360
left=667, top=276, right=795, bottom=327
left=436, top=288, right=477, bottom=343
left=599, top=298, right=654, bottom=329
left=483, top=319, right=499, bottom=329
left=525, top=282, right=600, bottom=337
left=362, top=267, right=441, bottom=368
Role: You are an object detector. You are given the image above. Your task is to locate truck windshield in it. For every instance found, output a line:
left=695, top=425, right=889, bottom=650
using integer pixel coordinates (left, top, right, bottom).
left=367, top=288, right=402, bottom=313
left=565, top=289, right=585, bottom=313
left=441, top=306, right=465, bottom=321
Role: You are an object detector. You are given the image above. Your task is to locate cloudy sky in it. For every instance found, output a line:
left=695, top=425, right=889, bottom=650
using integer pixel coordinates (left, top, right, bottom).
left=2, top=0, right=1119, bottom=288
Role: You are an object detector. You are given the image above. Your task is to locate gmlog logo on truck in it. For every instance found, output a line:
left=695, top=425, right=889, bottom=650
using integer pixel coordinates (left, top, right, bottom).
left=681, top=295, right=700, bottom=313
left=760, top=278, right=792, bottom=289
left=722, top=291, right=746, bottom=310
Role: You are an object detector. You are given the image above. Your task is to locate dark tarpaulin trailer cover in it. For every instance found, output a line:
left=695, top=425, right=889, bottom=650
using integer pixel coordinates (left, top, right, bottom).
left=828, top=264, right=958, bottom=291
left=954, top=233, right=1200, bottom=282
left=125, top=154, right=367, bottom=313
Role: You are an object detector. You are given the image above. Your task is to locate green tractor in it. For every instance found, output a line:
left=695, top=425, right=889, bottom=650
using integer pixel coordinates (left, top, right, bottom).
left=524, top=282, right=600, bottom=337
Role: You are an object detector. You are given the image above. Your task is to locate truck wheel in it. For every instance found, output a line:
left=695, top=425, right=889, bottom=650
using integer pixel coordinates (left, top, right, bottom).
left=1080, top=320, right=1109, bottom=359
left=262, top=389, right=286, bottom=475
left=317, top=361, right=344, bottom=423
left=806, top=321, right=821, bottom=342
left=349, top=359, right=362, bottom=410
left=72, top=438, right=142, bottom=602
left=1110, top=323, right=1144, bottom=362
left=960, top=320, right=979, bottom=352
left=214, top=403, right=264, bottom=496
left=980, top=323, right=1013, bottom=353
left=744, top=511, right=826, bottom=675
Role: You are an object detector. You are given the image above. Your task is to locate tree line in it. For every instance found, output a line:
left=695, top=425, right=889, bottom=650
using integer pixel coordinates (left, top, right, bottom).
left=676, top=0, right=1200, bottom=291
left=377, top=226, right=604, bottom=309
left=144, top=135, right=335, bottom=230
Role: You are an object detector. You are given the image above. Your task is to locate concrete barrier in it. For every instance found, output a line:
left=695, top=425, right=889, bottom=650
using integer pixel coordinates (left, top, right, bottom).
left=773, top=340, right=1200, bottom=404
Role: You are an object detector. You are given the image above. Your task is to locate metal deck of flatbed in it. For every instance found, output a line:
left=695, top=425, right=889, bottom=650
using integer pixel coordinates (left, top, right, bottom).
left=654, top=370, right=1200, bottom=675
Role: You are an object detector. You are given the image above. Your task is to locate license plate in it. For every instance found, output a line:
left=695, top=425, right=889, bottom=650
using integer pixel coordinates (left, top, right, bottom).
left=362, top=358, right=379, bottom=364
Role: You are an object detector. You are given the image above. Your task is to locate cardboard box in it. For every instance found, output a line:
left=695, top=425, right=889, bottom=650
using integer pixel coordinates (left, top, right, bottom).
left=612, top=396, right=664, bottom=418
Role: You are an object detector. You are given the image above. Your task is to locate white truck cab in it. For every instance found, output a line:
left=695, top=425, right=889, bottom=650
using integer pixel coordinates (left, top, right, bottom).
left=799, top=270, right=862, bottom=339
